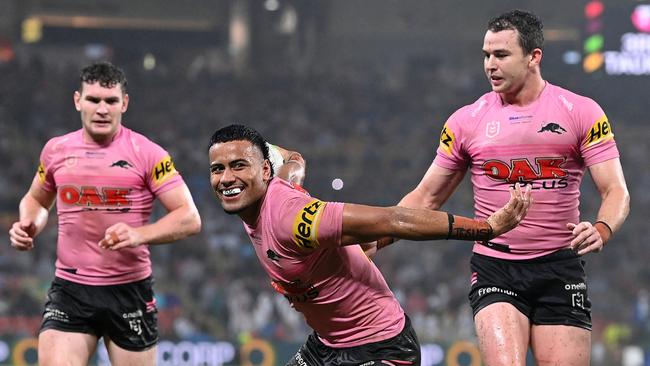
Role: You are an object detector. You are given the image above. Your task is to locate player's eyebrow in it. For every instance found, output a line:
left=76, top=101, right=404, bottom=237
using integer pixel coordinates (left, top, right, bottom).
left=84, top=95, right=120, bottom=103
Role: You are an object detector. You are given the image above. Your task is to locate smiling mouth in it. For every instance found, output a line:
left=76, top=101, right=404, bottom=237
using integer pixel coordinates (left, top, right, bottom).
left=221, top=187, right=242, bottom=197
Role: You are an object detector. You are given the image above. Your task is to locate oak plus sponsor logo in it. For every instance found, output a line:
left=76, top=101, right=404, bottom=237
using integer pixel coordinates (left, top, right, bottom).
left=272, top=279, right=319, bottom=303
left=482, top=157, right=569, bottom=190
left=59, top=185, right=132, bottom=209
left=292, top=199, right=326, bottom=250
left=477, top=286, right=518, bottom=298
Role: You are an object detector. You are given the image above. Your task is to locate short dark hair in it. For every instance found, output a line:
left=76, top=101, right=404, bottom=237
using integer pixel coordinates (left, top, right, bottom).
left=208, top=124, right=274, bottom=176
left=487, top=10, right=544, bottom=55
left=79, top=61, right=128, bottom=94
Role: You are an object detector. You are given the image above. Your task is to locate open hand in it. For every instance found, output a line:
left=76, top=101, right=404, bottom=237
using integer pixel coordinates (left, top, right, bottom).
left=487, top=183, right=532, bottom=237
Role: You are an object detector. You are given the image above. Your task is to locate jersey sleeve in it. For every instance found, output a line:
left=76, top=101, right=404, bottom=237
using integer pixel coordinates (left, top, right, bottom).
left=36, top=138, right=58, bottom=192
left=433, top=109, right=470, bottom=171
left=576, top=97, right=619, bottom=166
left=140, top=140, right=185, bottom=195
left=272, top=193, right=344, bottom=254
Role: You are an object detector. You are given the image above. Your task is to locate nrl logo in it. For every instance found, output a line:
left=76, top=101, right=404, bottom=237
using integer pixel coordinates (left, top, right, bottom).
left=485, top=121, right=500, bottom=138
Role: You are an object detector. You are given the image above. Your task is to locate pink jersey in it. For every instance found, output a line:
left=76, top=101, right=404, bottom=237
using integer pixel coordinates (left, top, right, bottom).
left=244, top=178, right=405, bottom=348
left=434, top=82, right=619, bottom=259
left=36, top=126, right=184, bottom=285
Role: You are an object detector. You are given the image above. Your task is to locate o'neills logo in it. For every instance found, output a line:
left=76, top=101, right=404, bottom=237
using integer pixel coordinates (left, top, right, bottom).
left=292, top=199, right=326, bottom=249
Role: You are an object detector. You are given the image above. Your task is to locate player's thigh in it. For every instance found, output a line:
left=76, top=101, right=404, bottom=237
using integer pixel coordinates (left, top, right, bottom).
left=475, top=302, right=530, bottom=366
left=105, top=338, right=157, bottom=366
left=38, top=329, right=98, bottom=366
left=531, top=324, right=590, bottom=366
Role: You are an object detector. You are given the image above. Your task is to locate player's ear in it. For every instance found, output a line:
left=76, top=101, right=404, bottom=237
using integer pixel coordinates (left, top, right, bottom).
left=262, top=159, right=272, bottom=181
left=529, top=48, right=543, bottom=68
left=73, top=91, right=81, bottom=111
left=121, top=93, right=129, bottom=113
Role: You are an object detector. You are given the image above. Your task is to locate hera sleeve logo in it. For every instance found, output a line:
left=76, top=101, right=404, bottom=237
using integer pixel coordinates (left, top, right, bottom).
left=584, top=115, right=614, bottom=147
left=439, top=122, right=456, bottom=156
left=292, top=200, right=326, bottom=250
left=151, top=156, right=178, bottom=185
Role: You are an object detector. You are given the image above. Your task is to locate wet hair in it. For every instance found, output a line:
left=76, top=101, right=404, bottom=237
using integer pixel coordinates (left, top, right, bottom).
left=487, top=10, right=544, bottom=55
left=208, top=124, right=274, bottom=176
left=79, top=61, right=128, bottom=94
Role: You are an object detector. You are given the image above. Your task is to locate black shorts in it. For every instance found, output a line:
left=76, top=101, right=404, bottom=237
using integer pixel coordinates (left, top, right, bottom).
left=40, top=276, right=158, bottom=351
left=468, top=249, right=591, bottom=330
left=286, top=316, right=420, bottom=366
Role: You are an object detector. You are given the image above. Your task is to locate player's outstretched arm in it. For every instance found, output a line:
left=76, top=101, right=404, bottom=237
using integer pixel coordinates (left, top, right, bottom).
left=342, top=184, right=531, bottom=246
left=361, top=163, right=466, bottom=256
left=9, top=180, right=56, bottom=251
left=100, top=184, right=201, bottom=250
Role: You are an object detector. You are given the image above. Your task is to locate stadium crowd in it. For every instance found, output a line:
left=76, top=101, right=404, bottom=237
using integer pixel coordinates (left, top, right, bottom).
left=0, top=53, right=648, bottom=363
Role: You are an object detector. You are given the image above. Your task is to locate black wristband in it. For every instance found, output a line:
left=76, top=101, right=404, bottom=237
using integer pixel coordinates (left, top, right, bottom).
left=594, top=220, right=613, bottom=235
left=446, top=213, right=454, bottom=240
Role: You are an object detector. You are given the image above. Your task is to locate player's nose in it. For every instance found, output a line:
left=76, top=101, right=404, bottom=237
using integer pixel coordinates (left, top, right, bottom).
left=96, top=101, right=109, bottom=114
left=485, top=55, right=497, bottom=70
left=219, top=167, right=236, bottom=184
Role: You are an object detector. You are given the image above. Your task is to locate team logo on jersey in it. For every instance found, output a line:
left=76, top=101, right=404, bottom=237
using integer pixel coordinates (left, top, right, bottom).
left=438, top=123, right=456, bottom=156
left=59, top=185, right=132, bottom=208
left=266, top=249, right=285, bottom=268
left=292, top=199, right=326, bottom=250
left=583, top=115, right=614, bottom=147
left=110, top=160, right=133, bottom=169
left=538, top=122, right=567, bottom=134
left=482, top=157, right=569, bottom=189
left=151, top=156, right=178, bottom=185
left=37, top=161, right=46, bottom=183
left=485, top=121, right=500, bottom=138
